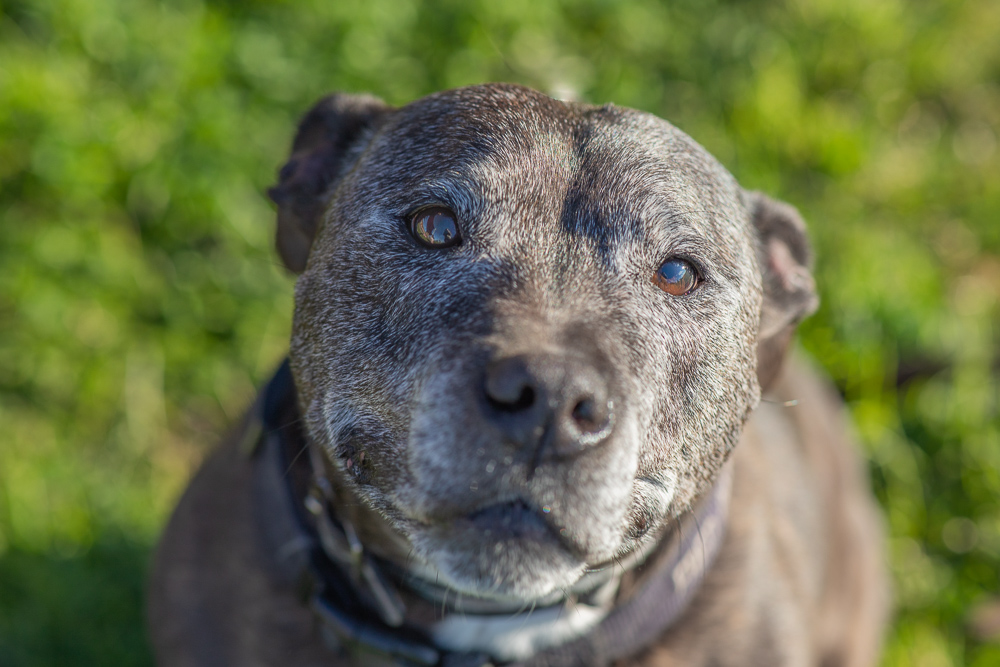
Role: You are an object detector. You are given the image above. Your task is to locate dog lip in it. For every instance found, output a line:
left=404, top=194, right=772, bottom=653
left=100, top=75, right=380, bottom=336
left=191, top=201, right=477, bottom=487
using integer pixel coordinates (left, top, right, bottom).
left=413, top=498, right=589, bottom=600
left=467, top=499, right=542, bottom=527
left=461, top=499, right=580, bottom=555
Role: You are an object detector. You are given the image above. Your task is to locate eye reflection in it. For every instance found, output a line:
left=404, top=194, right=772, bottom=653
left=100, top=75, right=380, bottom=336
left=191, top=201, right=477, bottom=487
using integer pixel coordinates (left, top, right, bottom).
left=653, top=258, right=699, bottom=296
left=411, top=207, right=462, bottom=248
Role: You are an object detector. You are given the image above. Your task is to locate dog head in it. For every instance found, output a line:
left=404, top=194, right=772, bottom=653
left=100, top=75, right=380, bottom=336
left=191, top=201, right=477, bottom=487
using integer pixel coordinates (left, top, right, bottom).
left=268, top=84, right=817, bottom=601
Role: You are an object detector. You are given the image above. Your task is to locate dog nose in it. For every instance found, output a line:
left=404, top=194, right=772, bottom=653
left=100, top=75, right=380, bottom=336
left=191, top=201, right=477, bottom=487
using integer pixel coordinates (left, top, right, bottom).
left=483, top=354, right=614, bottom=459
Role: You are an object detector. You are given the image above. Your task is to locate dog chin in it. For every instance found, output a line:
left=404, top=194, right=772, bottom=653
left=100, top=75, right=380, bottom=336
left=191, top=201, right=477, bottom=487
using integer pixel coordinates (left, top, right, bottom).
left=412, top=505, right=588, bottom=600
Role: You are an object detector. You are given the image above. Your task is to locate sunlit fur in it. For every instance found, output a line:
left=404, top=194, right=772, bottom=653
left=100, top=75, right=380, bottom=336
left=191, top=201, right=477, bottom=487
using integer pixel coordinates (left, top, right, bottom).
left=289, top=85, right=767, bottom=599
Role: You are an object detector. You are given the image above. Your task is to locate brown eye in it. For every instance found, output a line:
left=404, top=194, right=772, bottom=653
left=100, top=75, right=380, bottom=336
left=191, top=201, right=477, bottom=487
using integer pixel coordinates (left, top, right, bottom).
left=410, top=207, right=461, bottom=248
left=653, top=258, right=699, bottom=296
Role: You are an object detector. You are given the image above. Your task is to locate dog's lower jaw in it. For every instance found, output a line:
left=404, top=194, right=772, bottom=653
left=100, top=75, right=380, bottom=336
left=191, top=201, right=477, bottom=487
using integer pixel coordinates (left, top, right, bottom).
left=410, top=524, right=590, bottom=601
left=312, top=443, right=599, bottom=602
left=412, top=524, right=626, bottom=661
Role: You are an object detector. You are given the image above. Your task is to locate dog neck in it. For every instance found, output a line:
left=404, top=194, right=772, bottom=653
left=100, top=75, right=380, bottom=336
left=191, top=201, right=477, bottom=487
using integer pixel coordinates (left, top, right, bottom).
left=248, top=360, right=733, bottom=666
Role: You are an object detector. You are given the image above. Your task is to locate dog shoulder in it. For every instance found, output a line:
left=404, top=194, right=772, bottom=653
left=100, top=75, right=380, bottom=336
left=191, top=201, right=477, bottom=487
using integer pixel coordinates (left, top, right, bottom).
left=768, top=356, right=891, bottom=667
left=627, top=355, right=887, bottom=667
left=148, top=416, right=338, bottom=666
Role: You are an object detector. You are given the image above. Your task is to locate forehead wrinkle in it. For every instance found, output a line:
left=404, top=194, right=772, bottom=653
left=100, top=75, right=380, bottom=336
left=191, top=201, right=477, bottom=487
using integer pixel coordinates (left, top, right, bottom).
left=577, top=112, right=754, bottom=283
left=400, top=172, right=486, bottom=222
left=470, top=133, right=622, bottom=312
left=391, top=85, right=580, bottom=162
left=557, top=124, right=671, bottom=268
left=458, top=127, right=580, bottom=251
left=470, top=130, right=577, bottom=191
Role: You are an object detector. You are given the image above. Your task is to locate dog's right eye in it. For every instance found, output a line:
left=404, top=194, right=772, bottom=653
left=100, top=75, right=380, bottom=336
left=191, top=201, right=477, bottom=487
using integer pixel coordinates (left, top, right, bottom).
left=653, top=258, right=700, bottom=296
left=410, top=207, right=462, bottom=248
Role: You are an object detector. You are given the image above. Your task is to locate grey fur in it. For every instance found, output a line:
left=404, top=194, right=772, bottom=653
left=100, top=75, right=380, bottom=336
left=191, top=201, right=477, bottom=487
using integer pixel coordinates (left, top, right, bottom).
left=287, top=85, right=779, bottom=598
left=150, top=83, right=887, bottom=666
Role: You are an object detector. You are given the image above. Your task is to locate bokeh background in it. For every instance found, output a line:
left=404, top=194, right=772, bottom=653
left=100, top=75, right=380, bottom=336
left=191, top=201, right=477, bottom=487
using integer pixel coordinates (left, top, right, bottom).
left=1, top=0, right=999, bottom=664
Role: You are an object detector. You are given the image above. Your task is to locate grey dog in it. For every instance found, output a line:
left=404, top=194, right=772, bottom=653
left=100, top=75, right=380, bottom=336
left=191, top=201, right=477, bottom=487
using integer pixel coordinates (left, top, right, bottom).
left=149, top=83, right=888, bottom=666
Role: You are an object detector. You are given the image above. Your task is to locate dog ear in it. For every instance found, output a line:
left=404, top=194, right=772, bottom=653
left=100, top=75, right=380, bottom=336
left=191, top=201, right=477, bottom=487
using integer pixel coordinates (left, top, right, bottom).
left=268, top=93, right=391, bottom=272
left=748, top=192, right=819, bottom=391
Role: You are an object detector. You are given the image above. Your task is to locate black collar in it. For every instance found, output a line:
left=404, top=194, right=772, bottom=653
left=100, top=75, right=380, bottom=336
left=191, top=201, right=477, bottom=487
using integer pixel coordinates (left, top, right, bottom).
left=247, top=360, right=732, bottom=666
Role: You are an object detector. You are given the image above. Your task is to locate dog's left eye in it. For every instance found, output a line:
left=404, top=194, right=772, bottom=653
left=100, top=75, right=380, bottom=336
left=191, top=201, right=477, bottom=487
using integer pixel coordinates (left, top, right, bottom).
left=653, top=258, right=700, bottom=296
left=410, top=207, right=462, bottom=248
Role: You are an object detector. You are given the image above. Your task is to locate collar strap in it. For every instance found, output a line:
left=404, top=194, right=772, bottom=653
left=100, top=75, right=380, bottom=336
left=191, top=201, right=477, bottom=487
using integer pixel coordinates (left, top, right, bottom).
left=249, top=360, right=732, bottom=666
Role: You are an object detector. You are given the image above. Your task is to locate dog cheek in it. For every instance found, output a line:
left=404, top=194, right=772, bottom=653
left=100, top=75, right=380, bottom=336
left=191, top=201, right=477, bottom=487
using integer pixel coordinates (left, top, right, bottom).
left=391, top=357, right=491, bottom=516
left=401, top=414, right=491, bottom=520
left=625, top=293, right=758, bottom=515
left=622, top=469, right=680, bottom=547
left=406, top=527, right=587, bottom=599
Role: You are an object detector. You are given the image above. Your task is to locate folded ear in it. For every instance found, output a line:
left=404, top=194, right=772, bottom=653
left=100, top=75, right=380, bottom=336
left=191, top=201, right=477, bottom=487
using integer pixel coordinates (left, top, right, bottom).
left=748, top=192, right=820, bottom=391
left=267, top=93, right=391, bottom=272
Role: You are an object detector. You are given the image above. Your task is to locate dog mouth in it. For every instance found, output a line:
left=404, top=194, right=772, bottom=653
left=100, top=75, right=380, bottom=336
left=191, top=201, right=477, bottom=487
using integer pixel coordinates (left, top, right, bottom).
left=411, top=498, right=587, bottom=599
left=463, top=499, right=562, bottom=543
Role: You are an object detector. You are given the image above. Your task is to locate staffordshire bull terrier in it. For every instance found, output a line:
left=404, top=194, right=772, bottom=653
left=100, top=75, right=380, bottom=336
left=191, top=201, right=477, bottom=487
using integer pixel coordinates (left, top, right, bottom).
left=149, top=83, right=888, bottom=666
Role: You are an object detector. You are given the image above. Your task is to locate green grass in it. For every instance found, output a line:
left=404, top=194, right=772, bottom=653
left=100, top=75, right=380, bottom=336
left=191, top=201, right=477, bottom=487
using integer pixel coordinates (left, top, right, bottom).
left=1, top=0, right=999, bottom=664
left=0, top=534, right=150, bottom=666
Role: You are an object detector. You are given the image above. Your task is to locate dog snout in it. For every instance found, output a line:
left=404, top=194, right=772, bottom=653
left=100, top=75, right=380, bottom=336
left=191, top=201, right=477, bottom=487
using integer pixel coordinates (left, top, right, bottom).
left=482, top=353, right=615, bottom=460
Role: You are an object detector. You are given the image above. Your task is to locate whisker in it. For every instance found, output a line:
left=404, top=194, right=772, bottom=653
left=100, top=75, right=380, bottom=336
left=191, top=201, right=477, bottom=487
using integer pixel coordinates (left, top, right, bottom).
left=282, top=440, right=311, bottom=478
left=761, top=397, right=801, bottom=408
left=693, top=513, right=707, bottom=580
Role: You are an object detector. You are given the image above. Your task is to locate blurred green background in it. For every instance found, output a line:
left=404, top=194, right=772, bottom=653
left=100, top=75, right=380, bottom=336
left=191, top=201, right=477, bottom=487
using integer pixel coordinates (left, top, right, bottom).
left=1, top=0, right=998, bottom=664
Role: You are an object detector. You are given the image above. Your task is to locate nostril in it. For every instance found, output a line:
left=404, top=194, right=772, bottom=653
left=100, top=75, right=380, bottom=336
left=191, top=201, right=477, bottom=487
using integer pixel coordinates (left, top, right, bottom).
left=511, top=386, right=535, bottom=411
left=489, top=385, right=536, bottom=412
left=571, top=398, right=598, bottom=430
left=569, top=396, right=613, bottom=442
left=484, top=358, right=538, bottom=413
